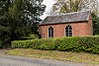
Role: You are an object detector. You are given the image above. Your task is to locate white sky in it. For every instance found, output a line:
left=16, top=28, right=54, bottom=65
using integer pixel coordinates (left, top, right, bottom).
left=40, top=0, right=55, bottom=20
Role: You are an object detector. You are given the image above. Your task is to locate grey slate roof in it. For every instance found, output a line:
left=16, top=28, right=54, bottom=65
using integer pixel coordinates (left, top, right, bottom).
left=40, top=11, right=91, bottom=25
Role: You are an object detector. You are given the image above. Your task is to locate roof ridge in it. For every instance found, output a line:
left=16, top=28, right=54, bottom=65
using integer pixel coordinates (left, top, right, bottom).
left=63, top=11, right=90, bottom=15
left=47, top=11, right=91, bottom=17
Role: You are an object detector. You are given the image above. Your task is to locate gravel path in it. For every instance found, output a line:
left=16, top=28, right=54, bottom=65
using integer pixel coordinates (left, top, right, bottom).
left=0, top=55, right=88, bottom=66
left=0, top=49, right=7, bottom=55
left=0, top=50, right=98, bottom=66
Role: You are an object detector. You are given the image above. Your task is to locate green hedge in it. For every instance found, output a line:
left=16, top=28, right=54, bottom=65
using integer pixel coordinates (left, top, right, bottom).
left=12, top=38, right=56, bottom=50
left=55, top=37, right=80, bottom=51
left=78, top=37, right=99, bottom=53
left=11, top=36, right=99, bottom=54
left=12, top=40, right=33, bottom=48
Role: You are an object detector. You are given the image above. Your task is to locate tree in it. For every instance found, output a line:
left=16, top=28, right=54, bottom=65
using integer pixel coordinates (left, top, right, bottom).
left=92, top=13, right=99, bottom=35
left=52, top=0, right=99, bottom=14
left=0, top=0, right=45, bottom=43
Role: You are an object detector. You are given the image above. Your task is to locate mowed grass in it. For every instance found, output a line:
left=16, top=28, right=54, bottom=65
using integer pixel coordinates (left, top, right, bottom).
left=7, top=49, right=99, bottom=64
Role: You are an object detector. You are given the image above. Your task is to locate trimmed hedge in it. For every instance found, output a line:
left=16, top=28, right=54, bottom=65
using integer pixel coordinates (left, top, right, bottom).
left=12, top=38, right=56, bottom=50
left=11, top=36, right=99, bottom=54
left=12, top=40, right=33, bottom=48
left=55, top=37, right=80, bottom=51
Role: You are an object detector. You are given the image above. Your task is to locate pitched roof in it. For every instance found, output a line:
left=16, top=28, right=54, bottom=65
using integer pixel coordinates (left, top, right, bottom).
left=40, top=11, right=91, bottom=25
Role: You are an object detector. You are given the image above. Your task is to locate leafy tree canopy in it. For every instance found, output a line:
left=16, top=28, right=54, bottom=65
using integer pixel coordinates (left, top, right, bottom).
left=0, top=0, right=45, bottom=43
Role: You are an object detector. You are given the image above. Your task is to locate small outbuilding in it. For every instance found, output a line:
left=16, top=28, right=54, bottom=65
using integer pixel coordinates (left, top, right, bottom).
left=39, top=11, right=93, bottom=38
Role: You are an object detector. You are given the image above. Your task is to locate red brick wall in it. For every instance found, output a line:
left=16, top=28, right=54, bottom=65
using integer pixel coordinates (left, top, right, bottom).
left=39, top=16, right=93, bottom=38
left=87, top=15, right=93, bottom=35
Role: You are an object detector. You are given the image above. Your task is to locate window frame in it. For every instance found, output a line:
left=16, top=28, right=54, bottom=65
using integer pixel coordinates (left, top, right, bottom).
left=65, top=25, right=72, bottom=37
left=48, top=27, right=54, bottom=38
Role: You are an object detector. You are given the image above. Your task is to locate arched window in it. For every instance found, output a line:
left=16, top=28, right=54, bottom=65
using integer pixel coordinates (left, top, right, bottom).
left=65, top=25, right=72, bottom=36
left=48, top=27, right=54, bottom=38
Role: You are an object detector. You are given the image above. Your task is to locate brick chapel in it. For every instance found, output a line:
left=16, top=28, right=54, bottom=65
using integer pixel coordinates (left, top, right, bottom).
left=39, top=11, right=93, bottom=38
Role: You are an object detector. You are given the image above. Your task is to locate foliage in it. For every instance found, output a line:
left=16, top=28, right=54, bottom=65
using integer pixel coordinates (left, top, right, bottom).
left=0, top=0, right=45, bottom=44
left=0, top=25, right=11, bottom=43
left=92, top=13, right=99, bottom=35
left=0, top=40, right=2, bottom=48
left=52, top=0, right=99, bottom=14
left=38, top=39, right=56, bottom=50
left=55, top=37, right=99, bottom=53
left=77, top=37, right=99, bottom=53
left=55, top=37, right=80, bottom=51
left=11, top=36, right=99, bottom=54
left=12, top=40, right=32, bottom=48
left=12, top=38, right=56, bottom=50
left=27, top=34, right=38, bottom=39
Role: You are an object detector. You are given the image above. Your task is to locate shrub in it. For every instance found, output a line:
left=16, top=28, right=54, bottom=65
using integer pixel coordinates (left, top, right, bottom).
left=30, top=39, right=42, bottom=49
left=55, top=37, right=80, bottom=51
left=11, top=36, right=99, bottom=54
left=78, top=37, right=99, bottom=53
left=11, top=40, right=33, bottom=48
left=26, top=34, right=38, bottom=40
left=39, top=39, right=56, bottom=50
left=12, top=38, right=56, bottom=50
left=0, top=40, right=2, bottom=48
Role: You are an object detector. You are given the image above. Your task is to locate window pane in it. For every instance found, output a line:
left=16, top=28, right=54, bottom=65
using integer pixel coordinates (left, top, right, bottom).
left=48, top=27, right=54, bottom=37
left=65, top=25, right=72, bottom=37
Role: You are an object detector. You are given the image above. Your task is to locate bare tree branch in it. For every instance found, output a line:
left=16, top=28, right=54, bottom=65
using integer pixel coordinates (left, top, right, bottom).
left=52, top=0, right=99, bottom=15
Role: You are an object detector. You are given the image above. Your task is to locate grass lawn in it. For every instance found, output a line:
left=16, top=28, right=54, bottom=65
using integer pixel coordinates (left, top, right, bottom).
left=7, top=49, right=99, bottom=64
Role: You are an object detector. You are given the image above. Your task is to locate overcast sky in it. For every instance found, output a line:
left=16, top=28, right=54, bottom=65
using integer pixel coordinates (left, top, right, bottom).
left=40, top=0, right=55, bottom=20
